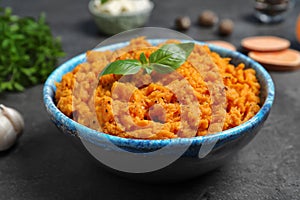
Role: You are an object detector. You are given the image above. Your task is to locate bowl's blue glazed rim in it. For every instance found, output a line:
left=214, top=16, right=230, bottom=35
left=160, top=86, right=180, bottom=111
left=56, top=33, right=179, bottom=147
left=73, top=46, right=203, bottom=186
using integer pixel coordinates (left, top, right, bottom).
left=43, top=39, right=275, bottom=149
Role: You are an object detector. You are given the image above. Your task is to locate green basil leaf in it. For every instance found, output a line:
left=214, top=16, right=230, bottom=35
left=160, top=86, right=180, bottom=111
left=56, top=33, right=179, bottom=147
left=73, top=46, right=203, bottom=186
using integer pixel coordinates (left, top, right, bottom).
left=150, top=63, right=175, bottom=74
left=100, top=59, right=142, bottom=76
left=139, top=52, right=148, bottom=65
left=144, top=65, right=153, bottom=74
left=149, top=43, right=194, bottom=69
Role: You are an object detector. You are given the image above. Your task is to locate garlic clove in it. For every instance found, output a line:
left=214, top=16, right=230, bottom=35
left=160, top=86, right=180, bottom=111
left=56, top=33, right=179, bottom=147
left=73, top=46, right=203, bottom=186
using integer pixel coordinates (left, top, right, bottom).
left=0, top=104, right=24, bottom=135
left=0, top=104, right=24, bottom=151
left=0, top=115, right=19, bottom=151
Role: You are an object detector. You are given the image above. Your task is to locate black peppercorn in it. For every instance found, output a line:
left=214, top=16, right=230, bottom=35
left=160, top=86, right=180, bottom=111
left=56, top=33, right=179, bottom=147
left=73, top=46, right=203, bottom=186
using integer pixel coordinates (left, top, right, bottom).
left=198, top=10, right=218, bottom=27
left=175, top=16, right=191, bottom=31
left=218, top=19, right=234, bottom=36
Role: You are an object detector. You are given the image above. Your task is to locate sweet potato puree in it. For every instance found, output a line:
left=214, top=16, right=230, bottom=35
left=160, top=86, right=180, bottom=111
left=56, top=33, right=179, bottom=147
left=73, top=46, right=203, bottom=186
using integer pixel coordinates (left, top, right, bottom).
left=55, top=37, right=261, bottom=139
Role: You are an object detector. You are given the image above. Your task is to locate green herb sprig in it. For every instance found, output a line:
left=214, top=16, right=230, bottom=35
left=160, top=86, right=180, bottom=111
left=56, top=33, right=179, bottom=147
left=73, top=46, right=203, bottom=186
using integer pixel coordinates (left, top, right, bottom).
left=0, top=6, right=65, bottom=93
left=101, top=0, right=109, bottom=4
left=99, top=43, right=194, bottom=77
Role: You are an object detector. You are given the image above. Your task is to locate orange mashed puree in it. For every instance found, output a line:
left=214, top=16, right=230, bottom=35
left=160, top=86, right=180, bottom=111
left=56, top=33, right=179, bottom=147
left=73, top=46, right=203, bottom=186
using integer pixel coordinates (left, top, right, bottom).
left=55, top=37, right=260, bottom=139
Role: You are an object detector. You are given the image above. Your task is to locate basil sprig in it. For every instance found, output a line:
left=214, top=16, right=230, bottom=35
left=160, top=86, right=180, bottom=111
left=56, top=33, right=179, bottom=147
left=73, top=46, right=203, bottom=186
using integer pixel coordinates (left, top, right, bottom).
left=99, top=43, right=194, bottom=77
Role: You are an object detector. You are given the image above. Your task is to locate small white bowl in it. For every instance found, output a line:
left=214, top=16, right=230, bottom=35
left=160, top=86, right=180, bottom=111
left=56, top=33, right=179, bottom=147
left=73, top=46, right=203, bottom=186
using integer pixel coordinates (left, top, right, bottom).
left=88, top=0, right=154, bottom=35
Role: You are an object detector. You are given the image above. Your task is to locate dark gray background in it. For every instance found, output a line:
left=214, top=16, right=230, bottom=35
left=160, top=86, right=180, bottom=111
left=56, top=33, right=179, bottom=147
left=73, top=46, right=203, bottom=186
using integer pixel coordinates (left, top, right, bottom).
left=0, top=0, right=299, bottom=199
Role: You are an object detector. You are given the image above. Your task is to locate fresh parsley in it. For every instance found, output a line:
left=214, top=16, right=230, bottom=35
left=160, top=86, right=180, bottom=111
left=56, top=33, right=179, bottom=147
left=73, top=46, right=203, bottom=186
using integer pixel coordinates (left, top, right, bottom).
left=99, top=42, right=194, bottom=77
left=101, top=0, right=109, bottom=4
left=0, top=6, right=65, bottom=93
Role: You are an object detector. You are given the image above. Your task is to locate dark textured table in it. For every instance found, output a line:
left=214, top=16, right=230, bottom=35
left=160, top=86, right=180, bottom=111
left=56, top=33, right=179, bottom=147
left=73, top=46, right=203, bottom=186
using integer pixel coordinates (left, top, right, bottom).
left=0, top=0, right=299, bottom=199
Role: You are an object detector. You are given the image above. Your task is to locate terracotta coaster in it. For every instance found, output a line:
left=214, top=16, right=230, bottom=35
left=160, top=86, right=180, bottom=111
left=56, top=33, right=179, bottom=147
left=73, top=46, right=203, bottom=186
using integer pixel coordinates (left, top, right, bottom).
left=296, top=14, right=300, bottom=43
left=249, top=49, right=300, bottom=71
left=260, top=65, right=299, bottom=71
left=206, top=40, right=236, bottom=51
left=256, top=62, right=299, bottom=71
left=241, top=36, right=290, bottom=52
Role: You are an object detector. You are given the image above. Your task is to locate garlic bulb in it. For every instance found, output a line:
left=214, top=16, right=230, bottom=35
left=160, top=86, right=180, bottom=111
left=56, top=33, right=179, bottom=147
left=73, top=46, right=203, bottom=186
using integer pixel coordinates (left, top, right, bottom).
left=0, top=104, right=24, bottom=151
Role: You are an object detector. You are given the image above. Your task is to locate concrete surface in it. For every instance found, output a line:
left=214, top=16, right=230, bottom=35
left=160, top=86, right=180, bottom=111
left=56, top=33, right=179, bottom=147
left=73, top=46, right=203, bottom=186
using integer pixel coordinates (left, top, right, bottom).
left=0, top=0, right=299, bottom=199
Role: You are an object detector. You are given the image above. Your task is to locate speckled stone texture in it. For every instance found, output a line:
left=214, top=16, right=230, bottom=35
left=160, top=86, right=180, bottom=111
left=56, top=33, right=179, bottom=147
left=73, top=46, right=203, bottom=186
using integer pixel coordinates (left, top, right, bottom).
left=0, top=0, right=299, bottom=199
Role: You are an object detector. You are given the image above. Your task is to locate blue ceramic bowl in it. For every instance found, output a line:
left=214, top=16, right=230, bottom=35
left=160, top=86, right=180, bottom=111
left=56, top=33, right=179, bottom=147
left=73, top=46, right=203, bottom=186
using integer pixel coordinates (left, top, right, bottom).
left=43, top=39, right=275, bottom=182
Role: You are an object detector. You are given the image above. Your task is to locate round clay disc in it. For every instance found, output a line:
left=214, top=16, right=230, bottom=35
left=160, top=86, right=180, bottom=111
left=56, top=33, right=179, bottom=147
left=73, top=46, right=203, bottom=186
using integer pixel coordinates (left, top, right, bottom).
left=206, top=40, right=236, bottom=51
left=296, top=14, right=300, bottom=43
left=241, top=36, right=290, bottom=52
left=260, top=64, right=299, bottom=71
left=249, top=49, right=300, bottom=70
